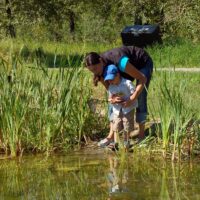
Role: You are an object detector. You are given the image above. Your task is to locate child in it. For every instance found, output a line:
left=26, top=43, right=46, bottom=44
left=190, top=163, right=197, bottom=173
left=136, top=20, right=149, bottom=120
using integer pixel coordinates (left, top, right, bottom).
left=103, top=64, right=138, bottom=150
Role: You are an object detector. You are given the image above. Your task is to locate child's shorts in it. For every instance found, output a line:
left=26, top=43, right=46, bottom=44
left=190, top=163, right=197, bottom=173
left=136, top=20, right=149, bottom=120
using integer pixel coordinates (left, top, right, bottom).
left=112, top=109, right=135, bottom=133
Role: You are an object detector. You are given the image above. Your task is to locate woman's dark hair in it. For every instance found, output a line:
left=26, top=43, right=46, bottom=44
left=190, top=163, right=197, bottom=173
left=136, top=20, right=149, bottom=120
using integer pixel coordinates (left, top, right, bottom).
left=85, top=52, right=101, bottom=66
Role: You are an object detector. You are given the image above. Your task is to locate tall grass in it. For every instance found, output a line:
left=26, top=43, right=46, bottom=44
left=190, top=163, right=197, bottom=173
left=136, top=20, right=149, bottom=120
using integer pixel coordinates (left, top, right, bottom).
left=1, top=38, right=200, bottom=158
left=0, top=47, right=105, bottom=156
left=150, top=71, right=196, bottom=160
left=158, top=81, right=172, bottom=157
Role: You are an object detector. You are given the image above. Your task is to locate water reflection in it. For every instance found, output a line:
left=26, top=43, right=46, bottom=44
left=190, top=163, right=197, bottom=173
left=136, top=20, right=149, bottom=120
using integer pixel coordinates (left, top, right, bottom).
left=0, top=154, right=200, bottom=200
left=107, top=155, right=135, bottom=200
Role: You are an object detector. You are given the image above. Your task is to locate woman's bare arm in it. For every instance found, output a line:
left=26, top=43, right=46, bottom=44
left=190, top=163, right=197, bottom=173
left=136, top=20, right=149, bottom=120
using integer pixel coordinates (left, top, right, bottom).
left=125, top=62, right=147, bottom=101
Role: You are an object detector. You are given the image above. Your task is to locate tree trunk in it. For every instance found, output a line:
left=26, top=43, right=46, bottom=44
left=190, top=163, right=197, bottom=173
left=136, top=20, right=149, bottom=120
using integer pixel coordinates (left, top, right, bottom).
left=133, top=0, right=142, bottom=25
left=69, top=11, right=75, bottom=34
left=158, top=8, right=164, bottom=35
left=5, top=0, right=16, bottom=38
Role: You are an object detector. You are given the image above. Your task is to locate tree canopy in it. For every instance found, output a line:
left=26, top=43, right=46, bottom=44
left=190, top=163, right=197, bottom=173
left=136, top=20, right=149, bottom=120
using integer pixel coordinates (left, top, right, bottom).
left=0, top=0, right=200, bottom=42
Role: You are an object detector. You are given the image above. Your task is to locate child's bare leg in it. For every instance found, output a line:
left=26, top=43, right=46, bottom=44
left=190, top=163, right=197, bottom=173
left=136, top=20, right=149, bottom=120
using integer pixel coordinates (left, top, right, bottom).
left=123, top=131, right=130, bottom=150
left=123, top=110, right=134, bottom=149
left=107, top=122, right=114, bottom=139
left=114, top=131, right=117, bottom=144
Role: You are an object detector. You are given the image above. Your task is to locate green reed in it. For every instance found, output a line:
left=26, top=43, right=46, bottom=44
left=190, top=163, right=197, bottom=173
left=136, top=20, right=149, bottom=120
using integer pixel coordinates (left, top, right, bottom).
left=156, top=73, right=173, bottom=158
left=1, top=38, right=199, bottom=158
left=152, top=71, right=195, bottom=160
left=0, top=47, right=99, bottom=156
left=167, top=80, right=192, bottom=161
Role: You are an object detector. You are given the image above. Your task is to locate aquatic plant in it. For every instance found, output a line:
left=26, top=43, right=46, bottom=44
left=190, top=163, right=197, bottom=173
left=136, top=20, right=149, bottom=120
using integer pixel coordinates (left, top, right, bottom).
left=0, top=43, right=101, bottom=156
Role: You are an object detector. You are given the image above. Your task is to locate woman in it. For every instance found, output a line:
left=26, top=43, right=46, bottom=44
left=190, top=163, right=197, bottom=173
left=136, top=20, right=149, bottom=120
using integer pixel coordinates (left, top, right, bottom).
left=85, top=46, right=153, bottom=146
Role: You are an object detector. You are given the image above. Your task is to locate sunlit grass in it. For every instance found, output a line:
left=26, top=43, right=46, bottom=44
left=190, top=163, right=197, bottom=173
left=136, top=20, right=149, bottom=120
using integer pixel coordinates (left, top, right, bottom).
left=147, top=40, right=200, bottom=68
left=1, top=38, right=200, bottom=69
left=148, top=71, right=200, bottom=160
left=0, top=49, right=107, bottom=156
left=0, top=38, right=200, bottom=159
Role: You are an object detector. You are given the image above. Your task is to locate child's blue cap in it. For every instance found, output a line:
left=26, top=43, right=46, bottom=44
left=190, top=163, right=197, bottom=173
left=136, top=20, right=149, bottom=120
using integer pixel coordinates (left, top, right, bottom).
left=103, top=64, right=118, bottom=81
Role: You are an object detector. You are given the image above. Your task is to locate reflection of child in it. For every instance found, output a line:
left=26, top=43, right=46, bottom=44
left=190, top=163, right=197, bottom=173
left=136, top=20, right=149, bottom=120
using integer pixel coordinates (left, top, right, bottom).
left=103, top=64, right=138, bottom=150
left=107, top=157, right=120, bottom=194
left=107, top=156, right=129, bottom=198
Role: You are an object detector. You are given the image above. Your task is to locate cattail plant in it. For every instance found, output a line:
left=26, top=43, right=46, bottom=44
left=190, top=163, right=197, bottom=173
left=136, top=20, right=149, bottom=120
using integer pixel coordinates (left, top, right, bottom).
left=0, top=47, right=98, bottom=156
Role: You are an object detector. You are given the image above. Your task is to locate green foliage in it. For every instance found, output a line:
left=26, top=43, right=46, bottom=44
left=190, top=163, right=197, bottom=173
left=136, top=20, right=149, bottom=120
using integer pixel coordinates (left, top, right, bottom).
left=0, top=39, right=200, bottom=158
left=149, top=71, right=200, bottom=160
left=0, top=47, right=107, bottom=156
left=147, top=39, right=200, bottom=68
left=0, top=0, right=200, bottom=42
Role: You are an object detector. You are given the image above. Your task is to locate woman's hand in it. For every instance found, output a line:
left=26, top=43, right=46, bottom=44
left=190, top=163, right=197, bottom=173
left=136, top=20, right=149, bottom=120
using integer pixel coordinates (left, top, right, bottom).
left=122, top=98, right=134, bottom=107
left=122, top=94, right=137, bottom=107
left=125, top=62, right=147, bottom=100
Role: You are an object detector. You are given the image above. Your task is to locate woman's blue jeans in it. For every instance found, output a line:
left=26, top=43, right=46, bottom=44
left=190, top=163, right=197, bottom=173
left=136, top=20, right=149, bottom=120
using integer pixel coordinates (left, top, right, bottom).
left=136, top=58, right=153, bottom=123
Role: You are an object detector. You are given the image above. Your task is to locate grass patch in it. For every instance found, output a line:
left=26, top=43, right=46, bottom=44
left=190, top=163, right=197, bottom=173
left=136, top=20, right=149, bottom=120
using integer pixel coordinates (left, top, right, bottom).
left=0, top=38, right=200, bottom=159
left=148, top=40, right=200, bottom=68
left=0, top=38, right=200, bottom=70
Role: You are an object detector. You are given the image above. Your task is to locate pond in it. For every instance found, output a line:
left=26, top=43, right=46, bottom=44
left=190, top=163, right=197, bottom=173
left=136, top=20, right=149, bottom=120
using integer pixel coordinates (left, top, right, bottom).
left=0, top=151, right=200, bottom=200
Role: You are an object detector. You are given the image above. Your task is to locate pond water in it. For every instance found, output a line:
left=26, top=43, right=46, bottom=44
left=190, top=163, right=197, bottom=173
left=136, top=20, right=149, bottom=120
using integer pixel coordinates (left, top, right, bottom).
left=0, top=151, right=200, bottom=200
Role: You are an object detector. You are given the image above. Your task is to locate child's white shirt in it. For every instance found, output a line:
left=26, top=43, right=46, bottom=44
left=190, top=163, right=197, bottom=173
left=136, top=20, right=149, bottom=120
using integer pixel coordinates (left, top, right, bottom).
left=108, top=77, right=138, bottom=116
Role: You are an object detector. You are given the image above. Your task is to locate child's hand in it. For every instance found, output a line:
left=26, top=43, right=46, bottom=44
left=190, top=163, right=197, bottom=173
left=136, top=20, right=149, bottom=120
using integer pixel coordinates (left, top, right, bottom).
left=109, top=94, right=124, bottom=104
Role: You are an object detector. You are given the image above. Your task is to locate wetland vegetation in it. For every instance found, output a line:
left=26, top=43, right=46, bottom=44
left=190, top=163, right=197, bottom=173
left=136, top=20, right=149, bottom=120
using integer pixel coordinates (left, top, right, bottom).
left=0, top=39, right=199, bottom=160
left=0, top=1, right=200, bottom=198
